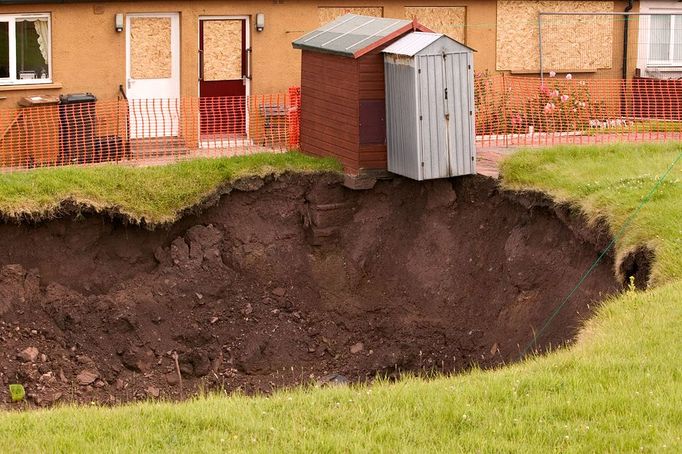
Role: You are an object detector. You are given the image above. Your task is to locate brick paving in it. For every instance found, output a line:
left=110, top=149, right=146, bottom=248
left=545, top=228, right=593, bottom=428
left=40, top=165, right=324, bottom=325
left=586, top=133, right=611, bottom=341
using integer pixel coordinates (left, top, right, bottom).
left=476, top=146, right=518, bottom=178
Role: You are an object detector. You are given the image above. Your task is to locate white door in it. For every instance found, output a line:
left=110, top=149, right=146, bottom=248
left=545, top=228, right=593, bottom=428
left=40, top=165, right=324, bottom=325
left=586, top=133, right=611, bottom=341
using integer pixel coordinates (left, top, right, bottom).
left=125, top=13, right=180, bottom=138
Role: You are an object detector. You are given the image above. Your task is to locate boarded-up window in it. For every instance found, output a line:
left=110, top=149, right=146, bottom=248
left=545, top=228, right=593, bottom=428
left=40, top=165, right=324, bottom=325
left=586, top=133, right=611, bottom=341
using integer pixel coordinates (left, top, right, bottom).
left=405, top=6, right=466, bottom=44
left=130, top=17, right=172, bottom=79
left=203, top=20, right=242, bottom=81
left=318, top=7, right=383, bottom=25
left=496, top=1, right=614, bottom=72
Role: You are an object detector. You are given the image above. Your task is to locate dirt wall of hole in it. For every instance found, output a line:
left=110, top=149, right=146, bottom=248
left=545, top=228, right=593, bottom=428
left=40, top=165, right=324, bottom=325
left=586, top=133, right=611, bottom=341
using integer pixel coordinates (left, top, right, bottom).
left=0, top=173, right=637, bottom=408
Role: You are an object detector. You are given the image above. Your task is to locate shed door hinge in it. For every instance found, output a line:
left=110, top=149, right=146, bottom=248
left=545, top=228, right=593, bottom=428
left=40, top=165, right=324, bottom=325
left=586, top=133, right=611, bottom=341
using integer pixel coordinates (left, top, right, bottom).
left=468, top=64, right=471, bottom=70
left=419, top=115, right=423, bottom=120
left=444, top=88, right=448, bottom=100
left=421, top=162, right=425, bottom=167
left=418, top=68, right=421, bottom=74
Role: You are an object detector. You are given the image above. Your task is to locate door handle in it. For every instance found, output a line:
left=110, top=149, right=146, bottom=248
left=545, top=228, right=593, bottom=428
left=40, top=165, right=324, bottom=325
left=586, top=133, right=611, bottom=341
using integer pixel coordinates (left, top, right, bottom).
left=198, top=49, right=204, bottom=81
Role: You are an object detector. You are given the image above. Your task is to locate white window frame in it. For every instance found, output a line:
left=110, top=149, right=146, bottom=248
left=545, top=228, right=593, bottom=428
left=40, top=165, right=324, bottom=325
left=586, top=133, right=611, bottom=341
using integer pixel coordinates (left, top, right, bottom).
left=647, top=12, right=682, bottom=67
left=0, top=12, right=52, bottom=85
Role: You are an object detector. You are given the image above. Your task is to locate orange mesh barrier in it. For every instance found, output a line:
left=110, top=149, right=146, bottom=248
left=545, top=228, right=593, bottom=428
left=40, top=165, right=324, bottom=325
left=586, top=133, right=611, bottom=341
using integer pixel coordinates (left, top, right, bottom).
left=475, top=74, right=682, bottom=148
left=0, top=90, right=301, bottom=172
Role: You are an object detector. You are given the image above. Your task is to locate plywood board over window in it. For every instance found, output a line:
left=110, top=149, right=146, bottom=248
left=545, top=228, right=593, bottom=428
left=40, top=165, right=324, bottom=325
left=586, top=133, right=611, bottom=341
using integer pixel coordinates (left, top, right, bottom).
left=405, top=6, right=466, bottom=44
left=130, top=17, right=172, bottom=79
left=203, top=20, right=242, bottom=81
left=318, top=7, right=384, bottom=25
left=496, top=1, right=614, bottom=72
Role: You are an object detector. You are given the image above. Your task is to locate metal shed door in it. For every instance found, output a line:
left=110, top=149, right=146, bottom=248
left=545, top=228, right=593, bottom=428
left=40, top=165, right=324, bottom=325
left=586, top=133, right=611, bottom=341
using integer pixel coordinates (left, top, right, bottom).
left=443, top=52, right=475, bottom=176
left=416, top=54, right=449, bottom=180
left=417, top=52, right=475, bottom=179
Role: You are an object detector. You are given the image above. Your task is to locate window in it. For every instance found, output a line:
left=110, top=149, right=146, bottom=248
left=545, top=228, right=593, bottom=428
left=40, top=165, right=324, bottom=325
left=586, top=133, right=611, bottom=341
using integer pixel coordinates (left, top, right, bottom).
left=0, top=13, right=51, bottom=85
left=648, top=14, right=682, bottom=66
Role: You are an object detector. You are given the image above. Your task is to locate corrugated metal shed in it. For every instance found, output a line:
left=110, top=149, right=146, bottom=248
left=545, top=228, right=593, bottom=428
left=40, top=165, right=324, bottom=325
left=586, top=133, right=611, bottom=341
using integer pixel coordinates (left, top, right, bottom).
left=293, top=14, right=425, bottom=58
left=384, top=32, right=476, bottom=180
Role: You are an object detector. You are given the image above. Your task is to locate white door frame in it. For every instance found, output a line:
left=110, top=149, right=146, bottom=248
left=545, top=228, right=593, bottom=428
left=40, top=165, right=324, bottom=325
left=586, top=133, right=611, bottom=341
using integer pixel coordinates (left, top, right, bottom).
left=125, top=12, right=181, bottom=138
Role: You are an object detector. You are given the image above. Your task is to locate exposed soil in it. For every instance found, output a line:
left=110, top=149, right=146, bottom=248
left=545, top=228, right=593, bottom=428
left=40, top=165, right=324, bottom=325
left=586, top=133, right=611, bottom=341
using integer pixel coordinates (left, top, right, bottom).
left=0, top=173, right=645, bottom=408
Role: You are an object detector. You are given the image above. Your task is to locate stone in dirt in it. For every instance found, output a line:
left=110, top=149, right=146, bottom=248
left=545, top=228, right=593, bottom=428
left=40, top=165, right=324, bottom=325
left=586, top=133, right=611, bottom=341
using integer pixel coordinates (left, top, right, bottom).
left=241, top=303, right=253, bottom=315
left=76, top=370, right=98, bottom=386
left=145, top=386, right=160, bottom=398
left=319, top=373, right=349, bottom=386
left=17, top=346, right=39, bottom=362
left=271, top=287, right=287, bottom=297
left=350, top=342, right=364, bottom=354
left=121, top=347, right=156, bottom=373
left=166, top=372, right=179, bottom=386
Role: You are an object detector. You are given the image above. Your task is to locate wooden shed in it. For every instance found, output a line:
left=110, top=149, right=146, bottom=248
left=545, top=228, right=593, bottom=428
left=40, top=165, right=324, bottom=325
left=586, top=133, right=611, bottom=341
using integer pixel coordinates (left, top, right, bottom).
left=293, top=14, right=428, bottom=178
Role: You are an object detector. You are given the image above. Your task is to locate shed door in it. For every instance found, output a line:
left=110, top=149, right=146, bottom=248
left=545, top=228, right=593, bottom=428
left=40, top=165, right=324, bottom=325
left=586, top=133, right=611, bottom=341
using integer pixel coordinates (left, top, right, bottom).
left=417, top=52, right=474, bottom=179
left=416, top=54, right=449, bottom=179
left=442, top=52, right=475, bottom=175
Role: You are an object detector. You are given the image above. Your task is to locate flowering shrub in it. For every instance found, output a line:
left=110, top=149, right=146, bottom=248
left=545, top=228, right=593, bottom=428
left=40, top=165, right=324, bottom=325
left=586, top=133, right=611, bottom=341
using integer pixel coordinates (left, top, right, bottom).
left=507, top=72, right=607, bottom=134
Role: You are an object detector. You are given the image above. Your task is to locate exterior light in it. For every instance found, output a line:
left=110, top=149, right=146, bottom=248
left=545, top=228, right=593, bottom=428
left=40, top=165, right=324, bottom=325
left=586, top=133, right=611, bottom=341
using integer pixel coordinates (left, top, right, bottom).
left=256, top=13, right=265, bottom=32
left=115, top=13, right=124, bottom=32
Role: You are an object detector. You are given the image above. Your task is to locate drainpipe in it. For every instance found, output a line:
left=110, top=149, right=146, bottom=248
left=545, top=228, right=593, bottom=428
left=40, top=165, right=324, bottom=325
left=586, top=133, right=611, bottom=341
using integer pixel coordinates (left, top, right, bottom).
left=622, top=0, right=634, bottom=80
left=621, top=0, right=634, bottom=119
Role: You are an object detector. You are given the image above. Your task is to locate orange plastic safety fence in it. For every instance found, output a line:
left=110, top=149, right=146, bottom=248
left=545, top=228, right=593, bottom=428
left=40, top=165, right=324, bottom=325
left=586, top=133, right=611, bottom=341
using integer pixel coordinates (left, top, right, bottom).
left=475, top=74, right=682, bottom=148
left=0, top=90, right=301, bottom=172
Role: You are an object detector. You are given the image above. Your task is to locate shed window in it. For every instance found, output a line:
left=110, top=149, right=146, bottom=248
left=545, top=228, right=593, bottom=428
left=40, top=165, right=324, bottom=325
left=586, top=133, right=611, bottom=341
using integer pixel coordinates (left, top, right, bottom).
left=0, top=13, right=51, bottom=85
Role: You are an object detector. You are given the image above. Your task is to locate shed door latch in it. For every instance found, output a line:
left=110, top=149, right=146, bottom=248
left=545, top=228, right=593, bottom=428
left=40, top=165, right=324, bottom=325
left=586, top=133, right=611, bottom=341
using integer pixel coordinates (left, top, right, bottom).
left=444, top=88, right=448, bottom=100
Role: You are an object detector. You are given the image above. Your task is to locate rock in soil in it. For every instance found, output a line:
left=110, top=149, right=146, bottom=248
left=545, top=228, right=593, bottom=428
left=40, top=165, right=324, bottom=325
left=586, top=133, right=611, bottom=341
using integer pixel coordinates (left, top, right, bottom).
left=76, top=370, right=98, bottom=386
left=350, top=342, right=364, bottom=354
left=17, top=347, right=39, bottom=362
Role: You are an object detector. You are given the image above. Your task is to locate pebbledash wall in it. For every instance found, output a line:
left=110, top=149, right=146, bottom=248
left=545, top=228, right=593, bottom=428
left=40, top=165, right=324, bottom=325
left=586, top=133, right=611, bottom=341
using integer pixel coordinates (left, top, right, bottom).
left=0, top=0, right=634, bottom=107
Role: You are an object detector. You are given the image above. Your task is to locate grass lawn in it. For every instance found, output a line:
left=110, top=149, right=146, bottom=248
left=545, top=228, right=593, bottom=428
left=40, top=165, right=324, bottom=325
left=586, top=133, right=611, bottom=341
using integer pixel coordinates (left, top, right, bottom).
left=0, top=152, right=341, bottom=224
left=0, top=144, right=681, bottom=452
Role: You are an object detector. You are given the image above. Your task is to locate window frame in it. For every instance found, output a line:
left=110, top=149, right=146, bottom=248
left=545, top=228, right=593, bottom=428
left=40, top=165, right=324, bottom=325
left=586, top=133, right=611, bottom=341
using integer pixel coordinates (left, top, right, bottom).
left=647, top=12, right=682, bottom=67
left=0, top=12, right=52, bottom=86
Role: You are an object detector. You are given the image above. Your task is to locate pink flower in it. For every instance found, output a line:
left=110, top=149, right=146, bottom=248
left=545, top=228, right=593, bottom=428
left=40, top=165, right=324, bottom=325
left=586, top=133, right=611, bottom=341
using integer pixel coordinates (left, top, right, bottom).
left=540, top=84, right=551, bottom=96
left=549, top=71, right=556, bottom=78
left=511, top=113, right=523, bottom=126
left=544, top=102, right=556, bottom=114
left=550, top=89, right=560, bottom=98
left=560, top=94, right=570, bottom=102
left=566, top=73, right=573, bottom=80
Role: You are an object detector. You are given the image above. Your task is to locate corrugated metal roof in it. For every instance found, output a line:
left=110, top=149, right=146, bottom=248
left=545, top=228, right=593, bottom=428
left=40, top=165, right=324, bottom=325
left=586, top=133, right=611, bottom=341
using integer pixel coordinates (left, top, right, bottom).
left=382, top=32, right=444, bottom=57
left=383, top=32, right=476, bottom=56
left=292, top=14, right=418, bottom=58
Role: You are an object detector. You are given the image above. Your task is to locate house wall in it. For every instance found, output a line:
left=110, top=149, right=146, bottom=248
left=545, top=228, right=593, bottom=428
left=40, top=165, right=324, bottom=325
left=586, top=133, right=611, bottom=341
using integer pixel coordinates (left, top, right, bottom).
left=0, top=0, right=627, bottom=109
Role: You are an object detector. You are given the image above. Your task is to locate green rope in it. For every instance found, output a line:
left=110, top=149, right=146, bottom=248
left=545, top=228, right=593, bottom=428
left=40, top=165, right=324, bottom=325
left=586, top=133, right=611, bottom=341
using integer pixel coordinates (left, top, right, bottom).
left=520, top=150, right=682, bottom=360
